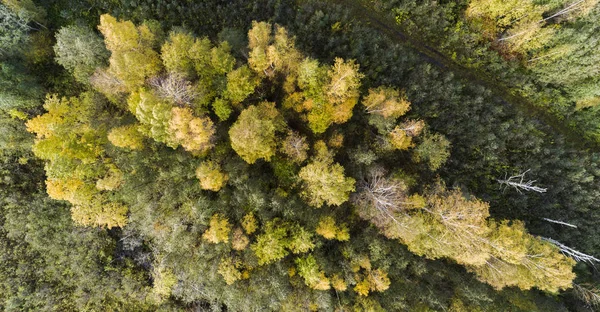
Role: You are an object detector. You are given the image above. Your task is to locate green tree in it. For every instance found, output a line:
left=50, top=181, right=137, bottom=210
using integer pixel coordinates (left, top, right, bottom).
left=128, top=89, right=177, bottom=148
left=251, top=219, right=314, bottom=265
left=54, top=25, right=109, bottom=83
left=413, top=133, right=451, bottom=170
left=0, top=3, right=33, bottom=57
left=295, top=255, right=331, bottom=290
left=288, top=57, right=363, bottom=133
left=161, top=31, right=197, bottom=78
left=224, top=65, right=260, bottom=105
left=251, top=219, right=290, bottom=265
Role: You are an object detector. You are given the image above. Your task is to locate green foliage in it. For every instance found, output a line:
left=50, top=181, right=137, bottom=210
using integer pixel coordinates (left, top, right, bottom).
left=251, top=219, right=314, bottom=265
left=251, top=219, right=290, bottom=265
left=4, top=5, right=587, bottom=311
left=0, top=3, right=32, bottom=58
left=289, top=57, right=364, bottom=133
left=413, top=133, right=451, bottom=171
left=224, top=64, right=260, bottom=105
left=128, top=89, right=177, bottom=147
left=160, top=31, right=196, bottom=78
left=0, top=62, right=43, bottom=112
left=212, top=97, right=233, bottom=121
left=295, top=255, right=331, bottom=290
left=54, top=25, right=109, bottom=83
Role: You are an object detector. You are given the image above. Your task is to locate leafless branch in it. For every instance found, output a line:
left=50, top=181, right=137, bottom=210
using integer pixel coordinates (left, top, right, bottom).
left=542, top=218, right=578, bottom=228
left=357, top=167, right=410, bottom=215
left=542, top=237, right=600, bottom=266
left=149, top=74, right=197, bottom=105
left=573, top=283, right=600, bottom=309
left=498, top=0, right=588, bottom=42
left=497, top=169, right=547, bottom=194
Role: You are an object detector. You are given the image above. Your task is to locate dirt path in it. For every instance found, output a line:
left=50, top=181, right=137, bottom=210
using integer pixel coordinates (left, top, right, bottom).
left=329, top=0, right=598, bottom=150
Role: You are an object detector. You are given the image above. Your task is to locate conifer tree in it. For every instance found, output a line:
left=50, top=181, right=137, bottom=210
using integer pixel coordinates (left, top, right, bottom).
left=54, top=25, right=109, bottom=84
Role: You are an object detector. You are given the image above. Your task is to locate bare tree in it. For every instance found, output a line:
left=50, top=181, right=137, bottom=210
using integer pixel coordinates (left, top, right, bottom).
left=542, top=218, right=577, bottom=228
left=497, top=169, right=547, bottom=194
left=90, top=68, right=127, bottom=95
left=281, top=131, right=308, bottom=163
left=541, top=237, right=600, bottom=266
left=149, top=74, right=197, bottom=105
left=398, top=119, right=425, bottom=137
left=573, top=283, right=600, bottom=309
left=354, top=167, right=410, bottom=216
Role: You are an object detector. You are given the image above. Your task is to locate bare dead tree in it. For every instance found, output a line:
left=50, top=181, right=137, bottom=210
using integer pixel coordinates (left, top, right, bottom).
left=149, top=74, right=197, bottom=105
left=573, top=283, right=600, bottom=309
left=541, top=237, right=600, bottom=266
left=498, top=0, right=589, bottom=42
left=355, top=168, right=410, bottom=215
left=542, top=218, right=578, bottom=228
left=282, top=131, right=308, bottom=163
left=90, top=68, right=127, bottom=94
left=398, top=119, right=425, bottom=137
left=497, top=169, right=547, bottom=194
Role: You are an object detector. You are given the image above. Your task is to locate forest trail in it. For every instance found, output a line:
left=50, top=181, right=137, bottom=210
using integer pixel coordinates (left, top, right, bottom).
left=327, top=0, right=598, bottom=150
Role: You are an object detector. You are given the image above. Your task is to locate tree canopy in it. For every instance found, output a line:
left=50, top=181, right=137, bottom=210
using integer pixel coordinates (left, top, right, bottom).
left=0, top=1, right=595, bottom=310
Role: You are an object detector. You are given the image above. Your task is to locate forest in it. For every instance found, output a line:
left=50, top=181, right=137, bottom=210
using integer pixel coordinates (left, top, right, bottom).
left=0, top=0, right=599, bottom=311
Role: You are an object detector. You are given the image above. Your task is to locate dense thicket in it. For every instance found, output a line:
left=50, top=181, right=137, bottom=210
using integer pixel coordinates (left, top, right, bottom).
left=363, top=0, right=600, bottom=142
left=1, top=0, right=599, bottom=310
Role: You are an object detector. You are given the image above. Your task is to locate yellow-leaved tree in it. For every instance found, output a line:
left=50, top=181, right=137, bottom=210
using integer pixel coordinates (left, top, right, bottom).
left=98, top=14, right=162, bottom=90
left=298, top=142, right=355, bottom=207
left=26, top=92, right=128, bottom=228
left=353, top=168, right=575, bottom=293
left=229, top=102, right=286, bottom=164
